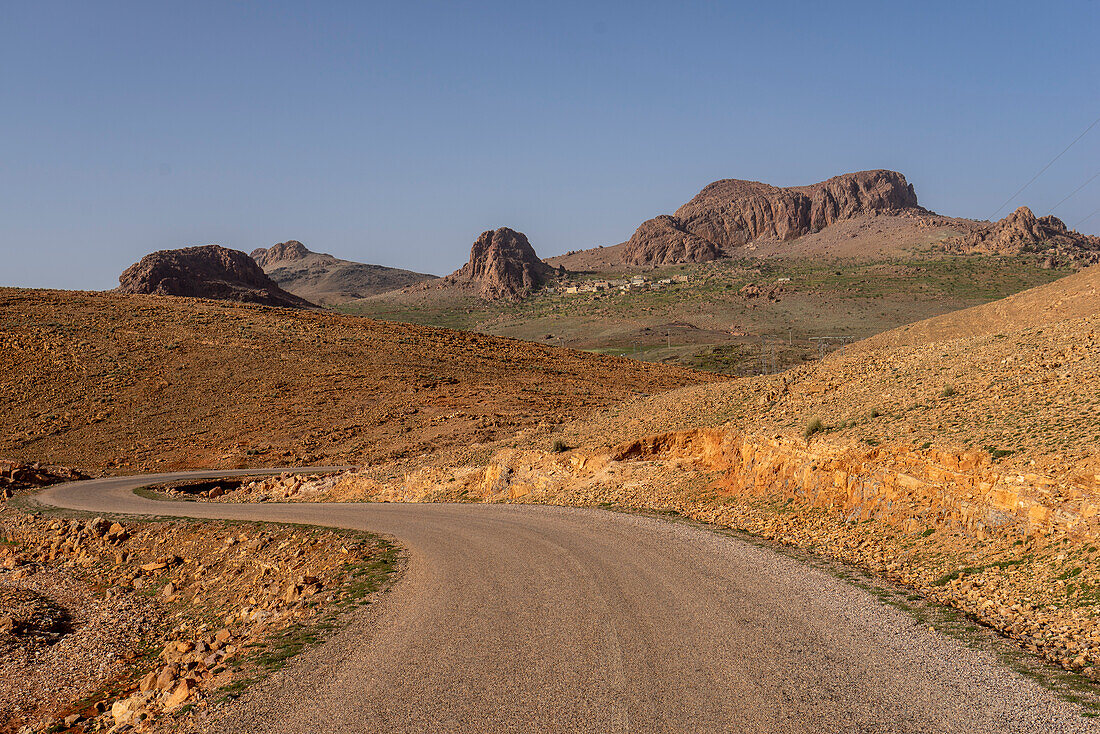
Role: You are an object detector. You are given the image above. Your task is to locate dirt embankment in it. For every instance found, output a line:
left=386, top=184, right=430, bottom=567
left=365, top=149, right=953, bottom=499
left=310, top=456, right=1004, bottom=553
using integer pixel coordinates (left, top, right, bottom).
left=215, top=429, right=1100, bottom=681
left=0, top=507, right=397, bottom=734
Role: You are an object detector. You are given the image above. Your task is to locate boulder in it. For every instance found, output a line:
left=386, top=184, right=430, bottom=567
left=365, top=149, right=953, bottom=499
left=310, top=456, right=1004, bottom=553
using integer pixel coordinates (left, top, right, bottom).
left=117, top=244, right=315, bottom=309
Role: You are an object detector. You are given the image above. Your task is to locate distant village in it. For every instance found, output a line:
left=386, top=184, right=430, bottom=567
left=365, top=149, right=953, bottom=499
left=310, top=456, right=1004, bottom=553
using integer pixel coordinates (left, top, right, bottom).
left=556, top=273, right=691, bottom=295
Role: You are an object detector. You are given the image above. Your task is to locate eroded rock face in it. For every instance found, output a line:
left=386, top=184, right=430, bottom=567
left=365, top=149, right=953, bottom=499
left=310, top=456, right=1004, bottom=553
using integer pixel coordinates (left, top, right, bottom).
left=948, top=207, right=1100, bottom=265
left=448, top=228, right=553, bottom=300
left=624, top=170, right=921, bottom=265
left=250, top=240, right=312, bottom=268
left=117, top=245, right=315, bottom=308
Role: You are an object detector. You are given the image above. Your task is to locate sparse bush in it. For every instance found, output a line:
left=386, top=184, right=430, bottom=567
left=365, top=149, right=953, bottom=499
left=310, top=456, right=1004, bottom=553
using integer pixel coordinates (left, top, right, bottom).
left=551, top=439, right=569, bottom=453
left=869, top=409, right=880, bottom=419
left=803, top=418, right=825, bottom=440
left=940, top=384, right=957, bottom=398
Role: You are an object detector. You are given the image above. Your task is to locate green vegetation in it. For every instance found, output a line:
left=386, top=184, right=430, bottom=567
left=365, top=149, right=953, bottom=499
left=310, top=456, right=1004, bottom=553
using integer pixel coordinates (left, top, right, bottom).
left=983, top=445, right=1017, bottom=461
left=339, top=254, right=1071, bottom=376
left=804, top=418, right=826, bottom=440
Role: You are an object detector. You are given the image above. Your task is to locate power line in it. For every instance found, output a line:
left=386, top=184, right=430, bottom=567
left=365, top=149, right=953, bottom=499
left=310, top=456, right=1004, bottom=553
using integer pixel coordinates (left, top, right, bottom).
left=1072, top=204, right=1100, bottom=231
left=989, top=113, right=1100, bottom=220
left=1048, top=170, right=1100, bottom=214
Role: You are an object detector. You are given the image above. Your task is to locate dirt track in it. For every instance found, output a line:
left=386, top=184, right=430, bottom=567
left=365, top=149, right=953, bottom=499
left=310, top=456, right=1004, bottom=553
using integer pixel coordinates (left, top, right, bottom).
left=36, top=472, right=1097, bottom=733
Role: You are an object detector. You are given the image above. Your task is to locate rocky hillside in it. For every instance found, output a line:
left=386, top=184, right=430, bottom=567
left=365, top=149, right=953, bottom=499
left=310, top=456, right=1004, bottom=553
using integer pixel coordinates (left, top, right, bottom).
left=250, top=241, right=436, bottom=305
left=118, top=245, right=314, bottom=309
left=446, top=228, right=556, bottom=300
left=623, top=170, right=922, bottom=265
left=850, top=264, right=1100, bottom=351
left=945, top=207, right=1100, bottom=267
left=0, top=288, right=716, bottom=472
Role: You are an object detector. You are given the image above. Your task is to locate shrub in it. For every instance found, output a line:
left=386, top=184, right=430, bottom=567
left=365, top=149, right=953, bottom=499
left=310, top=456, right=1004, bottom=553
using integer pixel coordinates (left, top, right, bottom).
left=803, top=418, right=825, bottom=440
left=551, top=439, right=568, bottom=453
left=940, top=384, right=957, bottom=398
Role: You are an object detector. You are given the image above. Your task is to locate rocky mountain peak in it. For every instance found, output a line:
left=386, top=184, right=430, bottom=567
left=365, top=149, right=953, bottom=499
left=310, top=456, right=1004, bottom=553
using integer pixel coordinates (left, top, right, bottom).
left=624, top=169, right=922, bottom=265
left=250, top=240, right=312, bottom=268
left=449, top=227, right=554, bottom=300
left=948, top=206, right=1100, bottom=265
left=117, top=244, right=315, bottom=308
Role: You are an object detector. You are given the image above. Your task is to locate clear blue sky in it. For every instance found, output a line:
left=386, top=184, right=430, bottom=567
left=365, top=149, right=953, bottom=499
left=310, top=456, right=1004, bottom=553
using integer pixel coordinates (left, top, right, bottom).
left=4, top=1, right=1100, bottom=289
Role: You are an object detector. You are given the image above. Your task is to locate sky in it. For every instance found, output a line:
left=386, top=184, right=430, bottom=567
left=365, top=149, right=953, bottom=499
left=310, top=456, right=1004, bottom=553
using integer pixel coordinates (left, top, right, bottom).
left=3, top=1, right=1100, bottom=289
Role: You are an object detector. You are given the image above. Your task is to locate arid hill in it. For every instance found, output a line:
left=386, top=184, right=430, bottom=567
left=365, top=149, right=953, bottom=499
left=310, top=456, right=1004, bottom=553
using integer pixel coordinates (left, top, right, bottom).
left=848, top=264, right=1100, bottom=352
left=445, top=228, right=556, bottom=300
left=945, top=207, right=1100, bottom=267
left=118, top=245, right=314, bottom=309
left=0, top=288, right=716, bottom=473
left=550, top=266, right=1100, bottom=481
left=250, top=241, right=436, bottom=305
left=622, top=170, right=922, bottom=265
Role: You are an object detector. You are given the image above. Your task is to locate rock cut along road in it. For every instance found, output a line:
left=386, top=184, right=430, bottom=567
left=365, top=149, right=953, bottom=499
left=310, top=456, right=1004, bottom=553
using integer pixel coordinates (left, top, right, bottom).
left=37, top=471, right=1096, bottom=734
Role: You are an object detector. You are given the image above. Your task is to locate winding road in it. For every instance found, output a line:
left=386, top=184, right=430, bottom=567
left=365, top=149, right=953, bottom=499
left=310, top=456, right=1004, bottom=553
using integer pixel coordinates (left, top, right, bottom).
left=36, top=470, right=1095, bottom=733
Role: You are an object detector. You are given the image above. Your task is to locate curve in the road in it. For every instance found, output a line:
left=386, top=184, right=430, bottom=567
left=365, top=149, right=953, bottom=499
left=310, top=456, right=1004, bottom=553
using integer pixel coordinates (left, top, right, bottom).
left=35, top=471, right=1096, bottom=734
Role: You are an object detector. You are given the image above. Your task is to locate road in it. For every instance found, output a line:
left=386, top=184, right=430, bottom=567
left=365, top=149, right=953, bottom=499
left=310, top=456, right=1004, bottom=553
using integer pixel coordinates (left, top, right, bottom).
left=36, top=470, right=1096, bottom=733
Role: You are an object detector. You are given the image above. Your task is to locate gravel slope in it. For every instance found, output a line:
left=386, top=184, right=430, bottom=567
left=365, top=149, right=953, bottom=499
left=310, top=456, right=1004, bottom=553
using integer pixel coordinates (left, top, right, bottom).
left=37, top=473, right=1098, bottom=733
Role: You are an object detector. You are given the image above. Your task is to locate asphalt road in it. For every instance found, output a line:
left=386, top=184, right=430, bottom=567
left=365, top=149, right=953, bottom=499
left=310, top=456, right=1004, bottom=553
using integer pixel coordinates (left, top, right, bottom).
left=36, top=471, right=1097, bottom=733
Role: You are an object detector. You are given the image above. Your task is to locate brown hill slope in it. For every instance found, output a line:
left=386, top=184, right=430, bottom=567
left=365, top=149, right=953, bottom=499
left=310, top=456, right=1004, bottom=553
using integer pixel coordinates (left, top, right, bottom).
left=118, top=245, right=314, bottom=308
left=623, top=170, right=922, bottom=265
left=548, top=267, right=1100, bottom=481
left=850, top=264, right=1100, bottom=352
left=0, top=289, right=715, bottom=473
left=250, top=240, right=436, bottom=305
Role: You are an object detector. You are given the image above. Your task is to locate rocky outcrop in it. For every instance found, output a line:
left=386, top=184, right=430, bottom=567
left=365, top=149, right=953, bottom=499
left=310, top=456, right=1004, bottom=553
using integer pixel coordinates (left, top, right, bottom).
left=250, top=241, right=436, bottom=305
left=118, top=245, right=314, bottom=308
left=0, top=461, right=87, bottom=500
left=250, top=240, right=311, bottom=267
left=624, top=170, right=922, bottom=265
left=447, top=228, right=554, bottom=300
left=947, top=207, right=1100, bottom=266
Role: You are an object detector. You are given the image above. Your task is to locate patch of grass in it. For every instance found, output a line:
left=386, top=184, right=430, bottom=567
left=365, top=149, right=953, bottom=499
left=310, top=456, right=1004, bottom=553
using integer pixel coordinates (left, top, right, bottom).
left=132, top=487, right=186, bottom=502
left=804, top=418, right=826, bottom=440
left=215, top=676, right=257, bottom=702
left=983, top=445, right=1017, bottom=461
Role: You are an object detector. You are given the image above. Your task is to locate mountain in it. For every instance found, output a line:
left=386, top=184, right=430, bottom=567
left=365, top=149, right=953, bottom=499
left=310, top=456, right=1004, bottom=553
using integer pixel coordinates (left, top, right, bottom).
left=944, top=207, right=1100, bottom=267
left=117, top=245, right=314, bottom=309
left=622, top=170, right=922, bottom=265
left=250, top=240, right=436, bottom=305
left=444, top=228, right=556, bottom=300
